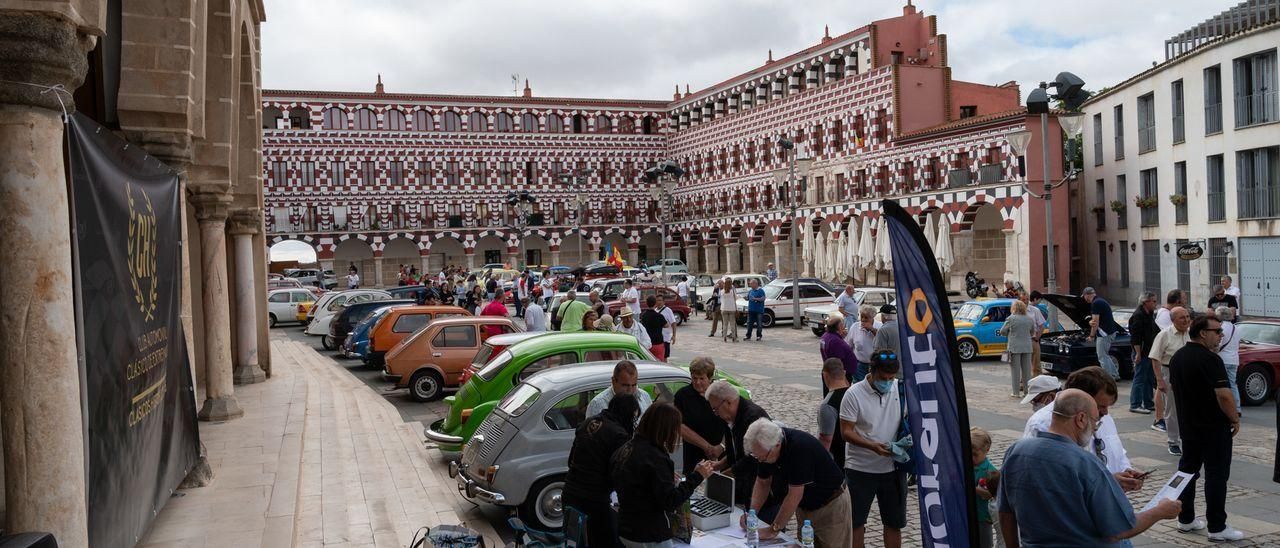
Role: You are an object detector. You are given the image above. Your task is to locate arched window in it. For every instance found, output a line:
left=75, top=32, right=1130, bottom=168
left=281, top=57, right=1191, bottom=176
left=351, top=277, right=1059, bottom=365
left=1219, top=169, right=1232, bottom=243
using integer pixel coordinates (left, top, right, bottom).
left=441, top=111, right=462, bottom=131
left=322, top=107, right=347, bottom=129
left=521, top=113, right=539, bottom=132
left=616, top=116, right=634, bottom=133
left=263, top=106, right=283, bottom=129
left=594, top=115, right=611, bottom=133
left=546, top=115, right=564, bottom=133
left=414, top=110, right=433, bottom=131
left=385, top=109, right=406, bottom=131
left=288, top=107, right=310, bottom=129
left=355, top=108, right=377, bottom=130
left=468, top=112, right=487, bottom=132
left=572, top=114, right=586, bottom=133
left=641, top=116, right=655, bottom=135
left=494, top=112, right=514, bottom=131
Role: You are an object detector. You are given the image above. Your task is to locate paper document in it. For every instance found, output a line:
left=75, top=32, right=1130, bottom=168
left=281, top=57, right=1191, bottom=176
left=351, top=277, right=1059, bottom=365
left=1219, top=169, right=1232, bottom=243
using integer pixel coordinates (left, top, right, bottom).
left=1141, top=471, right=1195, bottom=512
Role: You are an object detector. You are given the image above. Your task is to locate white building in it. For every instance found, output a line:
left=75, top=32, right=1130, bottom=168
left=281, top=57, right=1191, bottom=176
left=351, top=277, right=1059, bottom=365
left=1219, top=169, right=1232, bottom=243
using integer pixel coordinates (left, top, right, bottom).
left=1080, top=0, right=1279, bottom=316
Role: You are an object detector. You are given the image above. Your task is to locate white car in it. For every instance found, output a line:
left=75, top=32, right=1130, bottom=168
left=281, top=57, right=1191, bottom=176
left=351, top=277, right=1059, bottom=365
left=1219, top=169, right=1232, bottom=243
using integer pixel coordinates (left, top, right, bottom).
left=305, top=289, right=393, bottom=349
left=734, top=279, right=837, bottom=327
left=645, top=258, right=688, bottom=274
left=801, top=287, right=897, bottom=336
left=694, top=273, right=770, bottom=311
left=266, top=288, right=315, bottom=327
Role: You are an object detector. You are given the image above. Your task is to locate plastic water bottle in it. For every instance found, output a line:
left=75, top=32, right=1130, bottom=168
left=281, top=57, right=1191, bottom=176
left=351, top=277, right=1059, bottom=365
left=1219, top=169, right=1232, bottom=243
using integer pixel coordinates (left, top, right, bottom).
left=800, top=519, right=814, bottom=547
left=745, top=509, right=759, bottom=547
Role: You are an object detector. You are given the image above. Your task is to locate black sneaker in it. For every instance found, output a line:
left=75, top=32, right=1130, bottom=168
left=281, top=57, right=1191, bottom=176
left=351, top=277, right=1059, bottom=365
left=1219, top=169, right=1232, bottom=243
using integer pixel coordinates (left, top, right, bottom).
left=1168, top=444, right=1182, bottom=456
left=1151, top=420, right=1167, bottom=432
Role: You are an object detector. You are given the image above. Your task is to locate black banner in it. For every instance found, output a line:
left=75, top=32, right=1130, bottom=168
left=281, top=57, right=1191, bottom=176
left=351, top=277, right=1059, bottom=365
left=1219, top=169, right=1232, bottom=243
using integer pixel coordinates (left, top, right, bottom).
left=67, top=112, right=201, bottom=548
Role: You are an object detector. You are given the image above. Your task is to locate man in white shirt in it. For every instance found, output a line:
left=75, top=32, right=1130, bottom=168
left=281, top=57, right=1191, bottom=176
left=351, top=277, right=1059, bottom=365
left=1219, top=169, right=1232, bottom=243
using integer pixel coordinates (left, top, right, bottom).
left=613, top=308, right=651, bottom=348
left=834, top=284, right=860, bottom=332
left=620, top=279, right=641, bottom=317
left=1149, top=307, right=1191, bottom=455
left=1022, top=366, right=1145, bottom=490
left=540, top=273, right=556, bottom=308
left=523, top=298, right=546, bottom=332
left=844, top=305, right=879, bottom=382
left=1215, top=306, right=1242, bottom=413
left=1222, top=275, right=1241, bottom=309
left=655, top=293, right=678, bottom=357
left=1154, top=289, right=1184, bottom=330
left=839, top=352, right=906, bottom=548
left=676, top=278, right=689, bottom=303
left=586, top=360, right=652, bottom=419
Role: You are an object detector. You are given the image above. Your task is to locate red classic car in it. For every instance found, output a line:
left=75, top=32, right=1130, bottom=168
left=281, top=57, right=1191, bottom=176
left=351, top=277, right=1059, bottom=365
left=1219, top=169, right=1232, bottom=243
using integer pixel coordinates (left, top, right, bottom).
left=604, top=285, right=690, bottom=325
left=1235, top=319, right=1280, bottom=406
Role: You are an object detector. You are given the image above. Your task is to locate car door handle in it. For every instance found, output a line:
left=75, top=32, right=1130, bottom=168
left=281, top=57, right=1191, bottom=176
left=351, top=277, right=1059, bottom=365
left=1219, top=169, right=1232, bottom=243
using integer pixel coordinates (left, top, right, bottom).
left=432, top=352, right=442, bottom=357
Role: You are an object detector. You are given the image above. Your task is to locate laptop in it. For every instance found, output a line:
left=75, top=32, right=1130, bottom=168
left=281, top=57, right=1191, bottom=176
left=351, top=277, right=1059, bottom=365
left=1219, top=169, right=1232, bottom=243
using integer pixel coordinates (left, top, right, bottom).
left=690, top=472, right=734, bottom=531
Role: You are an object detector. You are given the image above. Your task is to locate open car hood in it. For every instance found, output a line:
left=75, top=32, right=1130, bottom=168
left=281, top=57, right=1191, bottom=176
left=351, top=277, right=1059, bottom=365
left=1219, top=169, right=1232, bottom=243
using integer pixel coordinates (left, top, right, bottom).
left=1041, top=293, right=1093, bottom=329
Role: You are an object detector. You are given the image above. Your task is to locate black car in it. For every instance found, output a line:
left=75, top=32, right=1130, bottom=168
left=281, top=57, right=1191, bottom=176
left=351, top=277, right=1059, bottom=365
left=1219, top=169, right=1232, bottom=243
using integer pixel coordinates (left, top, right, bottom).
left=1037, top=294, right=1134, bottom=379
left=387, top=285, right=425, bottom=299
left=329, top=299, right=414, bottom=348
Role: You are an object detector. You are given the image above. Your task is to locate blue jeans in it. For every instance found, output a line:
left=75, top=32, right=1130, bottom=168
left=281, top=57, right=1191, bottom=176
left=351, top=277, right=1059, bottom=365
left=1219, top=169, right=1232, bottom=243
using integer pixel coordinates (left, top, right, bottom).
left=745, top=311, right=763, bottom=339
left=854, top=361, right=869, bottom=382
left=843, top=313, right=857, bottom=333
left=1130, top=356, right=1155, bottom=410
left=1224, top=362, right=1241, bottom=413
left=1096, top=333, right=1118, bottom=378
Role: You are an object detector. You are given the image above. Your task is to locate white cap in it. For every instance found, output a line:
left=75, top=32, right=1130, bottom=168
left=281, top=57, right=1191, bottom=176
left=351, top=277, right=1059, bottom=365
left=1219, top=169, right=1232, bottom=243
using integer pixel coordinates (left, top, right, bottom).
left=1020, top=375, right=1063, bottom=405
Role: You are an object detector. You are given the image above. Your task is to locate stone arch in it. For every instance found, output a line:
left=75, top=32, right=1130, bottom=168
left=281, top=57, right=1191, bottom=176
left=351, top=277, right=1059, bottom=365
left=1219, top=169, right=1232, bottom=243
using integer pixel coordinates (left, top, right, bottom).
left=560, top=230, right=590, bottom=266
left=957, top=203, right=1007, bottom=288
left=473, top=234, right=507, bottom=267
left=639, top=231, right=663, bottom=265
left=382, top=236, right=421, bottom=280
left=334, top=236, right=375, bottom=278
left=429, top=234, right=466, bottom=271
left=521, top=232, right=551, bottom=267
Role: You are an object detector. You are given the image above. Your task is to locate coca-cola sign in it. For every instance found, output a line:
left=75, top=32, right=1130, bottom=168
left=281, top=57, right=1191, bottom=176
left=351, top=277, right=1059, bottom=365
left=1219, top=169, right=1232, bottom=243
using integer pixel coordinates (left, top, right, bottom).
left=1177, top=242, right=1204, bottom=261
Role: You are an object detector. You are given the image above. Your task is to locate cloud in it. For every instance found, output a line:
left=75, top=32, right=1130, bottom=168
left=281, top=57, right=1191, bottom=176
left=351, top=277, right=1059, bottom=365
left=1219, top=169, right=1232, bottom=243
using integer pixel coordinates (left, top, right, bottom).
left=262, top=0, right=1227, bottom=102
left=269, top=240, right=317, bottom=263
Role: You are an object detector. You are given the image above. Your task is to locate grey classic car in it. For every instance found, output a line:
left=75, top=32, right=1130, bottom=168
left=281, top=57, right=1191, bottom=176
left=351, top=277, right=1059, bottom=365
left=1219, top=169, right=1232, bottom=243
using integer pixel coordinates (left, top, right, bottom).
left=449, top=361, right=691, bottom=531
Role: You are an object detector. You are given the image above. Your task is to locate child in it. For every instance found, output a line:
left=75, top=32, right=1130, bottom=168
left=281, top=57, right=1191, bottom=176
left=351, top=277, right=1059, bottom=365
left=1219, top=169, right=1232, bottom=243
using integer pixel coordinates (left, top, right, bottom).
left=971, top=427, right=1001, bottom=548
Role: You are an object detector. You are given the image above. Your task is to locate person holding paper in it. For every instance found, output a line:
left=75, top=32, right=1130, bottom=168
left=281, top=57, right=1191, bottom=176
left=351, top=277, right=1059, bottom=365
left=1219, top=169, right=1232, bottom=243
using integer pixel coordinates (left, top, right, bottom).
left=743, top=418, right=851, bottom=547
left=1169, top=315, right=1244, bottom=541
left=999, top=389, right=1182, bottom=547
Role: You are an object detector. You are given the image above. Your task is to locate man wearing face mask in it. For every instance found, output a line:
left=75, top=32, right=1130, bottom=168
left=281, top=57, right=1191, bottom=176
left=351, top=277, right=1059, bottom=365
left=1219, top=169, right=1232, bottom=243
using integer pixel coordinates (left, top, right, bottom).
left=839, top=351, right=907, bottom=548
left=999, top=389, right=1182, bottom=546
left=1022, top=367, right=1146, bottom=492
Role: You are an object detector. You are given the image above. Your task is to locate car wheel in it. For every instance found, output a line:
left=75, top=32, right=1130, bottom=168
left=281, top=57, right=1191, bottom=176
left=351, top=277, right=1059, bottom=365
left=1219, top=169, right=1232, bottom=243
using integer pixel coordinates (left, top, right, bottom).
left=520, top=475, right=566, bottom=531
left=268, top=313, right=277, bottom=328
left=1239, top=363, right=1272, bottom=407
left=676, top=311, right=687, bottom=325
left=811, top=326, right=824, bottom=337
left=409, top=369, right=444, bottom=402
left=321, top=335, right=335, bottom=351
left=957, top=339, right=977, bottom=361
left=761, top=311, right=776, bottom=328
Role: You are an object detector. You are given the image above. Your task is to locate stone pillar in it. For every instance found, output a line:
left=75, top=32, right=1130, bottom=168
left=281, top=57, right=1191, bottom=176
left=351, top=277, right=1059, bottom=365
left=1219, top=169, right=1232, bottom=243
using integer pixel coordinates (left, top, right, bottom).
left=373, top=257, right=384, bottom=288
left=725, top=242, right=741, bottom=273
left=774, top=240, right=789, bottom=277
left=550, top=249, right=561, bottom=267
left=684, top=245, right=701, bottom=273
left=229, top=212, right=265, bottom=385
left=465, top=251, right=476, bottom=269
left=627, top=246, right=640, bottom=268
left=0, top=12, right=95, bottom=545
left=748, top=242, right=765, bottom=274
left=192, top=193, right=243, bottom=421
left=420, top=254, right=430, bottom=275
left=703, top=242, right=718, bottom=274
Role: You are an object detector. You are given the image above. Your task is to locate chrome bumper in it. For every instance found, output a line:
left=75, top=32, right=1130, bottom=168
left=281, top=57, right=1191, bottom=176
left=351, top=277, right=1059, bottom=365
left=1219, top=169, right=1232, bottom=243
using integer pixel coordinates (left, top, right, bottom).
left=425, top=420, right=465, bottom=445
left=449, top=461, right=506, bottom=504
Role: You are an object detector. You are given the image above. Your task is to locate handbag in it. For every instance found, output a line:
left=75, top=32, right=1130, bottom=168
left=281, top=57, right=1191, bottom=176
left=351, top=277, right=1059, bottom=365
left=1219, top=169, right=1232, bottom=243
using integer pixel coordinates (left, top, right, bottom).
left=409, top=524, right=484, bottom=548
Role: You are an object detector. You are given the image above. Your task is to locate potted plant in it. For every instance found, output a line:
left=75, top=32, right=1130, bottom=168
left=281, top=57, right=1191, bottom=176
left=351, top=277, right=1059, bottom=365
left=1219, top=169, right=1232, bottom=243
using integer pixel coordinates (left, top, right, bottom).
left=1169, top=193, right=1187, bottom=206
left=1109, top=200, right=1127, bottom=213
left=1090, top=205, right=1106, bottom=214
left=1133, top=195, right=1159, bottom=209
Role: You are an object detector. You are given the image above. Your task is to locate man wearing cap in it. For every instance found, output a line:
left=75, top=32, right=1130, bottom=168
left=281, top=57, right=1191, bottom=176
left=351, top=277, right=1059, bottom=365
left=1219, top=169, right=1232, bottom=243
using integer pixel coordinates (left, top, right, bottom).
left=765, top=262, right=778, bottom=282
left=614, top=307, right=652, bottom=349
left=872, top=304, right=900, bottom=358
left=1021, top=375, right=1062, bottom=412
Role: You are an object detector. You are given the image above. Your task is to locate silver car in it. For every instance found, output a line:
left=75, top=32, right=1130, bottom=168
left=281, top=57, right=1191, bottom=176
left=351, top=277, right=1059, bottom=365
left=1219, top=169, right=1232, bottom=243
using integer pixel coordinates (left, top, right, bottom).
left=449, top=361, right=690, bottom=531
left=801, top=287, right=897, bottom=336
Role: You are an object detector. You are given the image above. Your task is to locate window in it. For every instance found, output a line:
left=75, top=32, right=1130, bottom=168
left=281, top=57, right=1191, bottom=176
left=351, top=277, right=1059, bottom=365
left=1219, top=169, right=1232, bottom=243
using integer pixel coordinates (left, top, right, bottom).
left=518, top=352, right=578, bottom=383
left=1173, top=161, right=1187, bottom=224
left=414, top=110, right=433, bottom=131
left=1209, top=238, right=1229, bottom=286
left=617, top=117, right=634, bottom=133
left=389, top=161, right=403, bottom=185
left=1207, top=154, right=1226, bottom=221
left=543, top=389, right=600, bottom=431
left=1140, top=168, right=1159, bottom=227
left=1237, top=146, right=1280, bottom=218
left=1176, top=238, right=1191, bottom=301
left=1142, top=240, right=1161, bottom=296
left=494, top=112, right=514, bottom=132
left=1094, top=179, right=1106, bottom=230
left=1119, top=240, right=1130, bottom=287
left=331, top=161, right=345, bottom=186
left=445, top=161, right=460, bottom=185
left=361, top=161, right=377, bottom=184
left=1137, top=93, right=1156, bottom=153
left=289, top=107, right=310, bottom=129
left=386, top=110, right=406, bottom=131
left=521, top=113, right=539, bottom=132
left=1205, top=65, right=1223, bottom=134
left=1116, top=175, right=1127, bottom=229
left=500, top=161, right=513, bottom=186
left=1171, top=80, right=1185, bottom=143
left=641, top=116, right=655, bottom=134
left=985, top=306, right=1011, bottom=322
left=301, top=161, right=315, bottom=186
left=433, top=325, right=477, bottom=348
left=801, top=285, right=831, bottom=299
left=355, top=108, right=377, bottom=130
left=1233, top=49, right=1278, bottom=128
left=268, top=292, right=290, bottom=303
left=392, top=313, right=430, bottom=333
left=441, top=111, right=462, bottom=132
left=473, top=160, right=487, bottom=184
left=272, top=161, right=288, bottom=186
left=582, top=349, right=627, bottom=362
left=322, top=107, right=347, bottom=130
left=525, top=160, right=536, bottom=182
left=572, top=114, right=586, bottom=133
left=595, top=115, right=611, bottom=133
left=1098, top=242, right=1108, bottom=284
left=1092, top=113, right=1103, bottom=166
left=468, top=112, right=487, bottom=132
left=1113, top=105, right=1125, bottom=160
left=261, top=106, right=281, bottom=129
left=960, top=105, right=977, bottom=119
left=947, top=168, right=971, bottom=187
left=547, top=115, right=564, bottom=133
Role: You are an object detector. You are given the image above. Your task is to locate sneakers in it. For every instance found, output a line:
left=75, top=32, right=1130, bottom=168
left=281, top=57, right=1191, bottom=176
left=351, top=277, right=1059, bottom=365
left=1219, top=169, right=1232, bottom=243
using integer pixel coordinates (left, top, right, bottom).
left=1152, top=419, right=1167, bottom=432
left=1168, top=443, right=1183, bottom=456
left=1208, top=527, right=1245, bottom=542
left=1130, top=407, right=1153, bottom=415
left=1177, top=518, right=1206, bottom=532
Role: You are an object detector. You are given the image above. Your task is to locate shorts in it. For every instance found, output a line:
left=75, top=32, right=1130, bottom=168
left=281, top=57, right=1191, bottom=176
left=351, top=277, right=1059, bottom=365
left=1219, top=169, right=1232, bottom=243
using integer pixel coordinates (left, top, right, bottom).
left=650, top=344, right=667, bottom=362
left=845, top=468, right=908, bottom=529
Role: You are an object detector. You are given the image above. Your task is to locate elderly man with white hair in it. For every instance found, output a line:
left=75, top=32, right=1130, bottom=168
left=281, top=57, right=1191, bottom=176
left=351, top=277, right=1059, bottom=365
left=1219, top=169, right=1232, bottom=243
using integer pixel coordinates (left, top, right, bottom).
left=706, top=380, right=771, bottom=505
left=742, top=418, right=852, bottom=545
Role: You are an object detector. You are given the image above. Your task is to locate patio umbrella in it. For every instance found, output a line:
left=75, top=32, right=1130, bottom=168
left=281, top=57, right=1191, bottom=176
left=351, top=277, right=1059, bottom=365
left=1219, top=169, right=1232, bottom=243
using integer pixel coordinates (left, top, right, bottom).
left=814, top=231, right=827, bottom=281
left=876, top=215, right=893, bottom=271
left=828, top=230, right=841, bottom=281
left=803, top=219, right=817, bottom=275
left=834, top=222, right=849, bottom=281
left=924, top=213, right=937, bottom=252
left=843, top=217, right=860, bottom=279
left=857, top=215, right=875, bottom=270
left=936, top=218, right=955, bottom=274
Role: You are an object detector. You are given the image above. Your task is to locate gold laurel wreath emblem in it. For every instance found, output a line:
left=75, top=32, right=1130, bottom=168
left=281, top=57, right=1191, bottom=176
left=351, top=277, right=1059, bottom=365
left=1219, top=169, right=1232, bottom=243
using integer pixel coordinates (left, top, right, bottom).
left=126, top=182, right=159, bottom=322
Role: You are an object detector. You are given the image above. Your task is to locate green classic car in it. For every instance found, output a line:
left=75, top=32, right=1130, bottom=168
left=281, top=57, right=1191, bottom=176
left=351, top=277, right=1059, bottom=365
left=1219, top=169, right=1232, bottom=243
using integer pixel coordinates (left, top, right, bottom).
left=424, top=331, right=744, bottom=452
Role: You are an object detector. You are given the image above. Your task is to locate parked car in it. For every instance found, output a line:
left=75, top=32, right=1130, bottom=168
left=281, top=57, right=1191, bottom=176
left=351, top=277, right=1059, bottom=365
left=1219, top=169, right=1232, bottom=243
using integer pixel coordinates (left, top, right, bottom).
left=341, top=305, right=404, bottom=360
left=692, top=274, right=770, bottom=311
left=603, top=285, right=690, bottom=324
left=268, top=278, right=307, bottom=291
left=386, top=285, right=425, bottom=300
left=425, top=332, right=655, bottom=452
left=733, top=279, right=836, bottom=327
left=285, top=268, right=338, bottom=290
left=306, top=289, right=392, bottom=348
left=384, top=316, right=522, bottom=402
left=800, top=287, right=897, bottom=336
left=645, top=258, right=688, bottom=274
left=1235, top=320, right=1280, bottom=406
left=581, top=261, right=621, bottom=278
left=1034, top=294, right=1133, bottom=379
left=952, top=298, right=1017, bottom=361
left=364, top=305, right=471, bottom=367
left=330, top=299, right=414, bottom=350
left=450, top=362, right=730, bottom=530
left=266, top=288, right=315, bottom=327
left=458, top=332, right=559, bottom=386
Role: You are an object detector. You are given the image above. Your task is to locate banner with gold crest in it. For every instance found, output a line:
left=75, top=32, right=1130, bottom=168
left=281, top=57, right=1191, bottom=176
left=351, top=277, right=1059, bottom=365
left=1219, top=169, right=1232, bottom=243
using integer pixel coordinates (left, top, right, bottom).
left=66, top=111, right=201, bottom=548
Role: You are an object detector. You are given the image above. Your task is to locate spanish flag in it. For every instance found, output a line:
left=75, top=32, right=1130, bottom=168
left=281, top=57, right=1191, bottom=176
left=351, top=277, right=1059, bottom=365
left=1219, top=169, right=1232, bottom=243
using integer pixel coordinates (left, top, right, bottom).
left=607, top=244, right=625, bottom=268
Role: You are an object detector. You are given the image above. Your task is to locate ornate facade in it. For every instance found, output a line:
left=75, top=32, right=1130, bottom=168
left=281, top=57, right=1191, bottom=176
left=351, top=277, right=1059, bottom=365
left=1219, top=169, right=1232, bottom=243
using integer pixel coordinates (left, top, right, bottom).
left=264, top=2, right=1069, bottom=289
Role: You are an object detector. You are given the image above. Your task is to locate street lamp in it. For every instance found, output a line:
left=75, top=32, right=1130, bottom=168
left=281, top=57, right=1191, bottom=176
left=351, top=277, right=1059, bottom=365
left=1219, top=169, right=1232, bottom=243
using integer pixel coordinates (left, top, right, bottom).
left=776, top=138, right=813, bottom=329
left=557, top=169, right=593, bottom=265
left=506, top=190, right=536, bottom=270
left=645, top=160, right=685, bottom=281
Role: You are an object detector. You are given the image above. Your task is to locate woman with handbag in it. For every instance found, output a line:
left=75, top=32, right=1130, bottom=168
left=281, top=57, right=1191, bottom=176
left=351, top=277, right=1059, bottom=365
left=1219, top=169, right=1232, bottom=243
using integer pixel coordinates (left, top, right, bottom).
left=611, top=403, right=715, bottom=548
left=997, top=300, right=1038, bottom=397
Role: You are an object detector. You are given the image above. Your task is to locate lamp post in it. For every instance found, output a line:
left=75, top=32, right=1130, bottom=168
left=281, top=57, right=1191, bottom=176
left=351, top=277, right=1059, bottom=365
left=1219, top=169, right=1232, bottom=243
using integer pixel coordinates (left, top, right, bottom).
left=506, top=191, right=536, bottom=270
left=557, top=169, right=593, bottom=265
left=645, top=160, right=685, bottom=282
left=776, top=139, right=814, bottom=329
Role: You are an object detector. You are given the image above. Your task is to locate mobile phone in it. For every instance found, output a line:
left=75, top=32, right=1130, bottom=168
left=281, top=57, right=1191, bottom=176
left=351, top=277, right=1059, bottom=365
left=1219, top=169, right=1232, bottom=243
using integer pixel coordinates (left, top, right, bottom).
left=1136, top=469, right=1157, bottom=480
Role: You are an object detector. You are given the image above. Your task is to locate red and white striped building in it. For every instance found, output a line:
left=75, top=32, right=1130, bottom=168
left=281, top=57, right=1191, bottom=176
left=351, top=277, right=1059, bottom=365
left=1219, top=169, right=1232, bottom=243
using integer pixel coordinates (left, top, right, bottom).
left=262, top=2, right=1069, bottom=289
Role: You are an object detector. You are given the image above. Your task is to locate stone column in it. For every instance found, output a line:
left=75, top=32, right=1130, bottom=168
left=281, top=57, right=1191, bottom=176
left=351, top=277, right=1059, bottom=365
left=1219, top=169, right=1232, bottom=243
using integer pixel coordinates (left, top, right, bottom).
left=684, top=245, right=701, bottom=273
left=419, top=254, right=430, bottom=274
left=725, top=242, right=741, bottom=273
left=373, top=257, right=384, bottom=288
left=774, top=241, right=789, bottom=277
left=465, top=251, right=476, bottom=269
left=0, top=12, right=95, bottom=545
left=627, top=246, right=640, bottom=268
left=229, top=212, right=264, bottom=385
left=550, top=249, right=561, bottom=267
left=703, top=242, right=718, bottom=274
left=748, top=242, right=764, bottom=274
left=192, top=193, right=243, bottom=421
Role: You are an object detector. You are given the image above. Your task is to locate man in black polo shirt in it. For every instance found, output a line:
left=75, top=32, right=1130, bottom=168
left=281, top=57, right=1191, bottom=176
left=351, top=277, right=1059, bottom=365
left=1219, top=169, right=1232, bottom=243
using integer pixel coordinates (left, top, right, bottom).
left=706, top=380, right=772, bottom=506
left=743, top=418, right=852, bottom=546
left=1169, top=315, right=1244, bottom=541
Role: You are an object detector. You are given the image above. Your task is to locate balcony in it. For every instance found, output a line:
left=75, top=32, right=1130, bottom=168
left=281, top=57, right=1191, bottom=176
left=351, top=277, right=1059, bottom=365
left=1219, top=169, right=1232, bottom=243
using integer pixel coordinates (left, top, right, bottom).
left=1205, top=102, right=1223, bottom=134
left=1235, top=90, right=1279, bottom=128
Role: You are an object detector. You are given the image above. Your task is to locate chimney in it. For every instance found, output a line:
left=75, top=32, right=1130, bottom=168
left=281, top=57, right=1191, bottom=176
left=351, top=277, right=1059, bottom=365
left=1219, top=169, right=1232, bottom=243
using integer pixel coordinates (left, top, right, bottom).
left=904, top=1, right=917, bottom=15
left=823, top=25, right=832, bottom=42
left=523, top=79, right=532, bottom=98
left=767, top=49, right=774, bottom=63
left=674, top=85, right=681, bottom=100
left=375, top=73, right=384, bottom=94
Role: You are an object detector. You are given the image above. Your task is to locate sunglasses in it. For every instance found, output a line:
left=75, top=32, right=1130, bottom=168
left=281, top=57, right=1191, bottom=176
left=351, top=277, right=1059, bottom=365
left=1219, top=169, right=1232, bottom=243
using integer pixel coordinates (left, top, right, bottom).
left=875, top=351, right=897, bottom=361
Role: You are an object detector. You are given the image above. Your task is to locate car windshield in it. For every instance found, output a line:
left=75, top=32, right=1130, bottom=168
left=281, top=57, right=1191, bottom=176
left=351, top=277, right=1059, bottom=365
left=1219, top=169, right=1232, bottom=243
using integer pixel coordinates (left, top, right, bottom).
left=1238, top=323, right=1280, bottom=345
left=471, top=344, right=496, bottom=368
left=497, top=384, right=541, bottom=417
left=476, top=349, right=514, bottom=381
left=764, top=284, right=786, bottom=300
left=955, top=304, right=984, bottom=322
